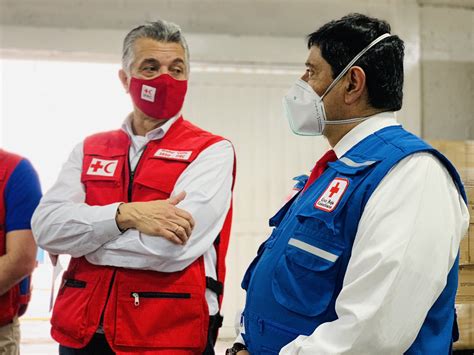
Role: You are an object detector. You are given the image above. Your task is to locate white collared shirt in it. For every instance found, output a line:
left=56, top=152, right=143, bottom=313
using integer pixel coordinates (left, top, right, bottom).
left=238, top=112, right=469, bottom=353
left=32, top=115, right=234, bottom=315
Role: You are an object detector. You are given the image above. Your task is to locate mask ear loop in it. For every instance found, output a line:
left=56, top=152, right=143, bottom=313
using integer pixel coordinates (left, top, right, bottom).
left=320, top=33, right=393, bottom=101
left=319, top=33, right=393, bottom=126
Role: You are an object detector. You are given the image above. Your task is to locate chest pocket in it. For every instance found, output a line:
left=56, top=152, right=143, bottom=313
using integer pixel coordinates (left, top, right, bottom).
left=81, top=152, right=125, bottom=205
left=272, top=219, right=344, bottom=317
left=133, top=153, right=192, bottom=201
left=271, top=155, right=380, bottom=317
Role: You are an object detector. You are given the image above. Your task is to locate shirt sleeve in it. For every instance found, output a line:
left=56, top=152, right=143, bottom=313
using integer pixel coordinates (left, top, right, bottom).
left=4, top=159, right=42, bottom=232
left=85, top=140, right=234, bottom=272
left=280, top=152, right=470, bottom=355
left=31, top=142, right=122, bottom=257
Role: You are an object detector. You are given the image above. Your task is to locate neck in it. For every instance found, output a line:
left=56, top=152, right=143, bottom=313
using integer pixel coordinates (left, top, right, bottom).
left=130, top=110, right=168, bottom=136
left=324, top=107, right=383, bottom=147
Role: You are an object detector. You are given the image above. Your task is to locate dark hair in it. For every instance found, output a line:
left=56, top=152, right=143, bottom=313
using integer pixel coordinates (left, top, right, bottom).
left=307, top=13, right=405, bottom=111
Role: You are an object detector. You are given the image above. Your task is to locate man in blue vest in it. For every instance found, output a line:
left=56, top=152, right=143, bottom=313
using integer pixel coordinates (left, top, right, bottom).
left=226, top=13, right=470, bottom=355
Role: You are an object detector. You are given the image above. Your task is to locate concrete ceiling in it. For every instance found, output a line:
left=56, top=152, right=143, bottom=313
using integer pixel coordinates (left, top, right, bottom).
left=0, top=0, right=471, bottom=37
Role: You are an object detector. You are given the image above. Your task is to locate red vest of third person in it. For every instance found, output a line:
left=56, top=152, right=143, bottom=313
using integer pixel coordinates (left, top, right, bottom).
left=50, top=117, right=235, bottom=354
left=0, top=149, right=32, bottom=326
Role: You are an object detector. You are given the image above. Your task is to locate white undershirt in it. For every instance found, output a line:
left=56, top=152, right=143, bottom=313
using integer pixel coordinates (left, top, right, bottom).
left=239, top=112, right=470, bottom=354
left=32, top=115, right=234, bottom=315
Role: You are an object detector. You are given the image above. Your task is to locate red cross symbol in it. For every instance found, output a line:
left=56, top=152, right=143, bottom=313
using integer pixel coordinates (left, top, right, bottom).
left=90, top=160, right=104, bottom=172
left=144, top=88, right=151, bottom=94
left=329, top=182, right=340, bottom=198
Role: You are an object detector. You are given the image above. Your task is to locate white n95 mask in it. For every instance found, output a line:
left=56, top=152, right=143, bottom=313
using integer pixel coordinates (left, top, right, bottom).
left=283, top=33, right=393, bottom=136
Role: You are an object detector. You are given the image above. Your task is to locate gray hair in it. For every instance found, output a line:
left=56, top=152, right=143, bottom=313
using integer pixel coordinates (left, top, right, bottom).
left=122, top=20, right=190, bottom=75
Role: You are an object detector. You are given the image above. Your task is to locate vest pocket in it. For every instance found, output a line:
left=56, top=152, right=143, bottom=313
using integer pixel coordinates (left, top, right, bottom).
left=251, top=317, right=300, bottom=354
left=272, top=238, right=343, bottom=317
left=113, top=284, right=207, bottom=349
left=133, top=158, right=191, bottom=200
left=51, top=277, right=98, bottom=340
left=81, top=156, right=125, bottom=205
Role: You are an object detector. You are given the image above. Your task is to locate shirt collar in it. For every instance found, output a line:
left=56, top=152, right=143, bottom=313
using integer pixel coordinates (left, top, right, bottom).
left=121, top=112, right=181, bottom=142
left=333, top=111, right=399, bottom=158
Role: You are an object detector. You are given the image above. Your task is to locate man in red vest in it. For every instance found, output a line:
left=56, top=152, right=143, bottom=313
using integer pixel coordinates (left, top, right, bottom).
left=32, top=20, right=235, bottom=355
left=0, top=150, right=42, bottom=354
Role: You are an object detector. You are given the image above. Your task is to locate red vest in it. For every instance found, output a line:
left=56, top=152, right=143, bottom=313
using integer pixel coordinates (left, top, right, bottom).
left=51, top=118, right=235, bottom=354
left=0, top=149, right=32, bottom=326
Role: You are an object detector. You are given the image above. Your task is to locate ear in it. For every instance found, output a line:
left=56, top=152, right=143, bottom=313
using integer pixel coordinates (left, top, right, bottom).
left=344, top=66, right=366, bottom=105
left=118, top=69, right=130, bottom=93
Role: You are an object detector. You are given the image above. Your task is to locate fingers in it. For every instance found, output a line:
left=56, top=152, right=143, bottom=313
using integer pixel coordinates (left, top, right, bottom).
left=132, top=198, right=195, bottom=244
left=159, top=228, right=185, bottom=245
left=168, top=191, right=186, bottom=206
left=171, top=224, right=188, bottom=244
left=175, top=208, right=195, bottom=230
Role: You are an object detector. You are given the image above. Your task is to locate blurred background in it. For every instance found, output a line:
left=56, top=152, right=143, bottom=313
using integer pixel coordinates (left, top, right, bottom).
left=0, top=0, right=473, bottom=353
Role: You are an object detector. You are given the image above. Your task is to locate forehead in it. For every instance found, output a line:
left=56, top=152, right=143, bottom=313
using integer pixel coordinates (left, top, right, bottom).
left=306, top=46, right=331, bottom=71
left=132, top=37, right=185, bottom=64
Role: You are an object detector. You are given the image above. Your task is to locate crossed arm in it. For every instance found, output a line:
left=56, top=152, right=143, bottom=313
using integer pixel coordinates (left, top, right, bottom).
left=32, top=140, right=234, bottom=272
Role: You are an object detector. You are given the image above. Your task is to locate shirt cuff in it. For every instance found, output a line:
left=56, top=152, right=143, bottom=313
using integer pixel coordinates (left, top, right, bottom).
left=91, top=202, right=123, bottom=238
left=235, top=332, right=246, bottom=346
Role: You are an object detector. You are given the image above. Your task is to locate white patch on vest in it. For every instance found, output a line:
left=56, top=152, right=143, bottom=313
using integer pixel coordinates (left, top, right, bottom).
left=339, top=156, right=376, bottom=168
left=288, top=238, right=339, bottom=262
left=86, top=158, right=118, bottom=177
left=154, top=149, right=192, bottom=161
left=314, top=177, right=349, bottom=212
left=141, top=84, right=156, bottom=102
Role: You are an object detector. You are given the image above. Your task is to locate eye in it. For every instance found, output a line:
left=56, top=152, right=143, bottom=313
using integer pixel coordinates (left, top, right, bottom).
left=143, top=66, right=157, bottom=72
left=171, top=67, right=184, bottom=75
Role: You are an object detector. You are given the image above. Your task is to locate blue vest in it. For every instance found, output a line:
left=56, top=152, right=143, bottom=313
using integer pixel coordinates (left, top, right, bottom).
left=241, top=125, right=466, bottom=354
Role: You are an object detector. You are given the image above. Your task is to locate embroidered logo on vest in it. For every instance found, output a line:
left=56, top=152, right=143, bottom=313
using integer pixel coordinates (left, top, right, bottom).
left=154, top=149, right=192, bottom=161
left=314, top=177, right=349, bottom=212
left=86, top=158, right=118, bottom=177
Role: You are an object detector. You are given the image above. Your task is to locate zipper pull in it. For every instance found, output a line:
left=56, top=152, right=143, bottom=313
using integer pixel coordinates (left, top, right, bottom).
left=132, top=292, right=140, bottom=307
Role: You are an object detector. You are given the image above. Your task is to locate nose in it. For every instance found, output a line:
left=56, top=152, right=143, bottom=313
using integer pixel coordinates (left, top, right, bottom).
left=301, top=71, right=309, bottom=82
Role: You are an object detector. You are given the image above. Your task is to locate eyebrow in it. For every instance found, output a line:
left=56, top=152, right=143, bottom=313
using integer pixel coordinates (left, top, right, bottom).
left=138, top=57, right=186, bottom=68
left=139, top=58, right=160, bottom=67
left=170, top=58, right=186, bottom=67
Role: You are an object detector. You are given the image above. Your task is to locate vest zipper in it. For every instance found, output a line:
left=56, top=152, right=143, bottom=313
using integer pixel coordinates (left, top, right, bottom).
left=127, top=157, right=134, bottom=201
left=127, top=144, right=149, bottom=202
left=131, top=291, right=191, bottom=307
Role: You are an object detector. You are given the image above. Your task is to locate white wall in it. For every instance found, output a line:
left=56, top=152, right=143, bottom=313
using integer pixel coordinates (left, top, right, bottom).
left=420, top=5, right=474, bottom=140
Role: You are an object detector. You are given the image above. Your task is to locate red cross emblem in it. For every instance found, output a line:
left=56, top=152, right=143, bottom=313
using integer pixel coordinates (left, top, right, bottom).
left=86, top=158, right=119, bottom=177
left=329, top=182, right=340, bottom=198
left=141, top=85, right=155, bottom=102
left=89, top=160, right=104, bottom=172
left=314, top=178, right=349, bottom=212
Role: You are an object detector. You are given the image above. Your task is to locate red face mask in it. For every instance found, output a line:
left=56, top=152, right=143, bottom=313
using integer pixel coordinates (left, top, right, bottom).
left=129, top=74, right=188, bottom=120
